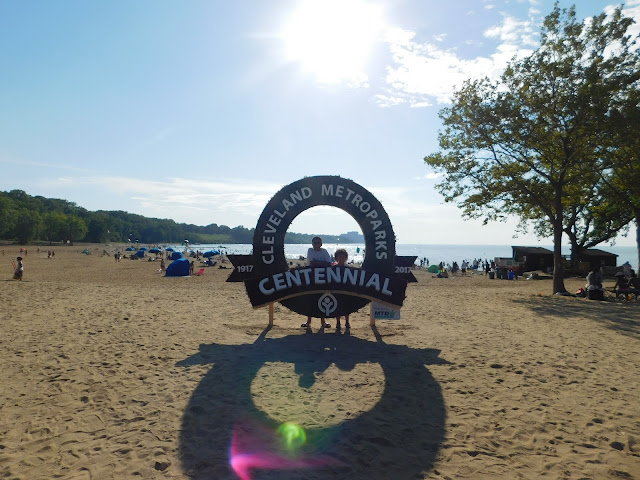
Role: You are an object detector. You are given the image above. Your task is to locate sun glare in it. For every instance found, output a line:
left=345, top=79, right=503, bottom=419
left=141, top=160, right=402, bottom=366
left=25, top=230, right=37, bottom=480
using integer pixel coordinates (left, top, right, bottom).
left=282, top=0, right=385, bottom=85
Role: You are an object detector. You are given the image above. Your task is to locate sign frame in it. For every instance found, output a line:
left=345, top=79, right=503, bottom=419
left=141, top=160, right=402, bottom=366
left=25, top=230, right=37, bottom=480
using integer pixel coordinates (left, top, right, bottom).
left=246, top=175, right=406, bottom=318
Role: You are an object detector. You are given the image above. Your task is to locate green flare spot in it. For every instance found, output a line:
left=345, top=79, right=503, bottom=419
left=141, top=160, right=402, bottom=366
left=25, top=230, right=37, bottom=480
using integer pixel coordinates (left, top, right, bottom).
left=277, top=422, right=307, bottom=451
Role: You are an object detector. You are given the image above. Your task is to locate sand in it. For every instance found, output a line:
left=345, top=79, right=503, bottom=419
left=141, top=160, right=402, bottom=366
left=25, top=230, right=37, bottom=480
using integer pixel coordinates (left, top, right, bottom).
left=0, top=244, right=639, bottom=480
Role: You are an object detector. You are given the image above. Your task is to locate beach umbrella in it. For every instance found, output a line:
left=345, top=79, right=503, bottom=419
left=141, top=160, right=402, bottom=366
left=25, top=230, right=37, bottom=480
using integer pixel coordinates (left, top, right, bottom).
left=166, top=247, right=175, bottom=252
left=203, top=250, right=220, bottom=257
left=149, top=248, right=161, bottom=253
left=139, top=247, right=149, bottom=251
left=125, top=247, right=135, bottom=251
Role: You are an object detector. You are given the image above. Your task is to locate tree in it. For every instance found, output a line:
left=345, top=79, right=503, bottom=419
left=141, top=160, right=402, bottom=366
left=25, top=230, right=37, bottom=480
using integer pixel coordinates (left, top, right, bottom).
left=61, top=215, right=88, bottom=245
left=528, top=178, right=633, bottom=268
left=561, top=179, right=632, bottom=267
left=12, top=209, right=42, bottom=244
left=85, top=212, right=114, bottom=243
left=42, top=211, right=66, bottom=245
left=424, top=3, right=638, bottom=293
left=602, top=73, right=640, bottom=271
left=0, top=196, right=18, bottom=238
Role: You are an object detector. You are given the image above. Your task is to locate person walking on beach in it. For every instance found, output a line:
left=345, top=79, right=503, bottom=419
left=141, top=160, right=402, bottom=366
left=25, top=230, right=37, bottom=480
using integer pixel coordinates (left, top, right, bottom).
left=334, top=248, right=351, bottom=330
left=13, top=256, right=24, bottom=280
left=301, top=236, right=331, bottom=329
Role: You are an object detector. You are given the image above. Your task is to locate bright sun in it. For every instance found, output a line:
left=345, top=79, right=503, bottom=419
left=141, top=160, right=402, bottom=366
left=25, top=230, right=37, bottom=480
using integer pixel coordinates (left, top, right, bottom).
left=282, top=0, right=385, bottom=85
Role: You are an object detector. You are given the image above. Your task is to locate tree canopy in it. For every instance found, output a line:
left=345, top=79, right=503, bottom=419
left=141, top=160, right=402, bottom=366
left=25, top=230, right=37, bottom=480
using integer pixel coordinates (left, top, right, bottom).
left=424, top=3, right=640, bottom=293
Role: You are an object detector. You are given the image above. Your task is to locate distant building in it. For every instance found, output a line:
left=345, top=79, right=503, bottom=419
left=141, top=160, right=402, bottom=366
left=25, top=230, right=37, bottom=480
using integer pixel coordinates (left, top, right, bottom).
left=512, top=246, right=554, bottom=272
left=512, top=246, right=618, bottom=273
left=576, top=248, right=618, bottom=270
left=340, top=231, right=364, bottom=243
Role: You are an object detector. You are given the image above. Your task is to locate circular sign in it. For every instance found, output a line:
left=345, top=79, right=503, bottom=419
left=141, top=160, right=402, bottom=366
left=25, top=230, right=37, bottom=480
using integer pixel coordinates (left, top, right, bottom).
left=250, top=176, right=396, bottom=318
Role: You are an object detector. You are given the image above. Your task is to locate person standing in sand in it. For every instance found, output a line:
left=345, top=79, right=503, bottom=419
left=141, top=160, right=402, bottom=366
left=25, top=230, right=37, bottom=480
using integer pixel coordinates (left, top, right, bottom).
left=301, top=236, right=331, bottom=329
left=13, top=256, right=24, bottom=280
left=333, top=248, right=351, bottom=330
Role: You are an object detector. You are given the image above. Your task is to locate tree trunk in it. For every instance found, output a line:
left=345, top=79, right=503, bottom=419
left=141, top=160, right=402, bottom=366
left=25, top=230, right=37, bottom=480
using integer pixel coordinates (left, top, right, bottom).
left=635, top=213, right=640, bottom=274
left=569, top=238, right=582, bottom=270
left=552, top=220, right=566, bottom=294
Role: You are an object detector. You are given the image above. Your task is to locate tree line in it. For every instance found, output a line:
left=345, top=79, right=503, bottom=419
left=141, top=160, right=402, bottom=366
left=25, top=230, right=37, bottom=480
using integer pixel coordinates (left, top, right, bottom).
left=0, top=190, right=348, bottom=246
left=424, top=3, right=640, bottom=293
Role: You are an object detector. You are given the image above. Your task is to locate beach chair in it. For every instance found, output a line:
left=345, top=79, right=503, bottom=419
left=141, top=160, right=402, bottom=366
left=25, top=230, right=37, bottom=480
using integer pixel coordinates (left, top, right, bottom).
left=196, top=268, right=205, bottom=276
left=613, top=287, right=639, bottom=302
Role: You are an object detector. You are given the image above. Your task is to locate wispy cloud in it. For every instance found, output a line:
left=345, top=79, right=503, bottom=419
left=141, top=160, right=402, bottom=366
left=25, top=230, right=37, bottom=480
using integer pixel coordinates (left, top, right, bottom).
left=96, top=176, right=280, bottom=214
left=377, top=1, right=640, bottom=109
left=0, top=155, right=97, bottom=173
left=376, top=23, right=532, bottom=107
left=415, top=173, right=444, bottom=180
left=31, top=176, right=282, bottom=226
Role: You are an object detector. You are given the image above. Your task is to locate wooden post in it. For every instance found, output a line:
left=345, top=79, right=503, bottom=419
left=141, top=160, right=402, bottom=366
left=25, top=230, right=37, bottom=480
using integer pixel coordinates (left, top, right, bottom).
left=268, top=303, right=274, bottom=326
left=369, top=303, right=375, bottom=326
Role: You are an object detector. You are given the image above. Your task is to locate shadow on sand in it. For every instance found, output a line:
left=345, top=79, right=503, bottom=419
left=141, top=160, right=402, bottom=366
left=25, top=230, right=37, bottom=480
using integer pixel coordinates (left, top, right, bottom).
left=511, top=296, right=640, bottom=338
left=177, top=326, right=449, bottom=479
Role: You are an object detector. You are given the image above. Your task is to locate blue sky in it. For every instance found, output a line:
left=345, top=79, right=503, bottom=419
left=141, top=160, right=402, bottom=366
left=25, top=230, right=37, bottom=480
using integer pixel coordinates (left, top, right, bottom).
left=1, top=0, right=638, bottom=245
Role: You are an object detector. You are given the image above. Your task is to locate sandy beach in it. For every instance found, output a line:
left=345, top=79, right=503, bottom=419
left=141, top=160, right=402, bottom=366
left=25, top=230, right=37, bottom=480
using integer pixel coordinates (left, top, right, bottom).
left=1, top=244, right=639, bottom=480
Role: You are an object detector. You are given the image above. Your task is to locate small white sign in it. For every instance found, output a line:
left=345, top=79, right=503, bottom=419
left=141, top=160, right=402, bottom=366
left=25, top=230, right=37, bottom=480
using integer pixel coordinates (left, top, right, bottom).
left=372, top=302, right=401, bottom=320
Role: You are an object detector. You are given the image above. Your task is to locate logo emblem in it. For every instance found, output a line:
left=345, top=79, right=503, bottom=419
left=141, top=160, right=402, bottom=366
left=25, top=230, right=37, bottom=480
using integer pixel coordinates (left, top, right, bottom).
left=318, top=293, right=338, bottom=316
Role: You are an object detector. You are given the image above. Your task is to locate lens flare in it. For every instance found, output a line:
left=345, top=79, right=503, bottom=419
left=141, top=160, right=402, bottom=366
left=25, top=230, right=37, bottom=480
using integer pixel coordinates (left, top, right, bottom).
left=277, top=422, right=307, bottom=451
left=229, top=421, right=340, bottom=480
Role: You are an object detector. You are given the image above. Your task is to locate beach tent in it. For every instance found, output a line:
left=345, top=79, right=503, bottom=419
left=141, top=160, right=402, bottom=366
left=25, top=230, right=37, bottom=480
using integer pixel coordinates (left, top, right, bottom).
left=149, top=248, right=161, bottom=253
left=427, top=265, right=439, bottom=273
left=171, top=251, right=182, bottom=260
left=203, top=250, right=220, bottom=257
left=136, top=250, right=145, bottom=258
left=165, top=258, right=190, bottom=277
left=125, top=247, right=135, bottom=251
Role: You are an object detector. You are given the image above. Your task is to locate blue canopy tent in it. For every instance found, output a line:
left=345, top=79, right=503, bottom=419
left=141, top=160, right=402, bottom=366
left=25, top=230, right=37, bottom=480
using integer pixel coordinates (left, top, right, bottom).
left=203, top=250, right=220, bottom=258
left=125, top=247, right=135, bottom=251
left=165, top=258, right=190, bottom=277
left=171, top=251, right=182, bottom=260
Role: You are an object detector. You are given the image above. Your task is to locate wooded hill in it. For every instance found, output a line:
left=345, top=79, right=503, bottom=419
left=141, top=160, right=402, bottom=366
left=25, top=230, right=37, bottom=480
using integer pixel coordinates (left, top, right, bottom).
left=0, top=189, right=351, bottom=245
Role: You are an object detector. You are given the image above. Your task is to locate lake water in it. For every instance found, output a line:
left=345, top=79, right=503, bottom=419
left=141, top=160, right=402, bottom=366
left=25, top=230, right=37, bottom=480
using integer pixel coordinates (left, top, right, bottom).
left=168, top=243, right=638, bottom=272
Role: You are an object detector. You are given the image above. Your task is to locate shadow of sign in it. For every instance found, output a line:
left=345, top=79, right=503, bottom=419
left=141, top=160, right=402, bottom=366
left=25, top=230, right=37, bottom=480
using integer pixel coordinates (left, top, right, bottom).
left=177, top=328, right=449, bottom=479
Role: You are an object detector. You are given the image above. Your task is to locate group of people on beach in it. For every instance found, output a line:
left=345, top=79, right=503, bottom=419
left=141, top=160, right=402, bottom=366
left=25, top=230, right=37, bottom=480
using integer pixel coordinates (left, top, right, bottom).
left=301, top=236, right=351, bottom=330
left=585, top=265, right=640, bottom=300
